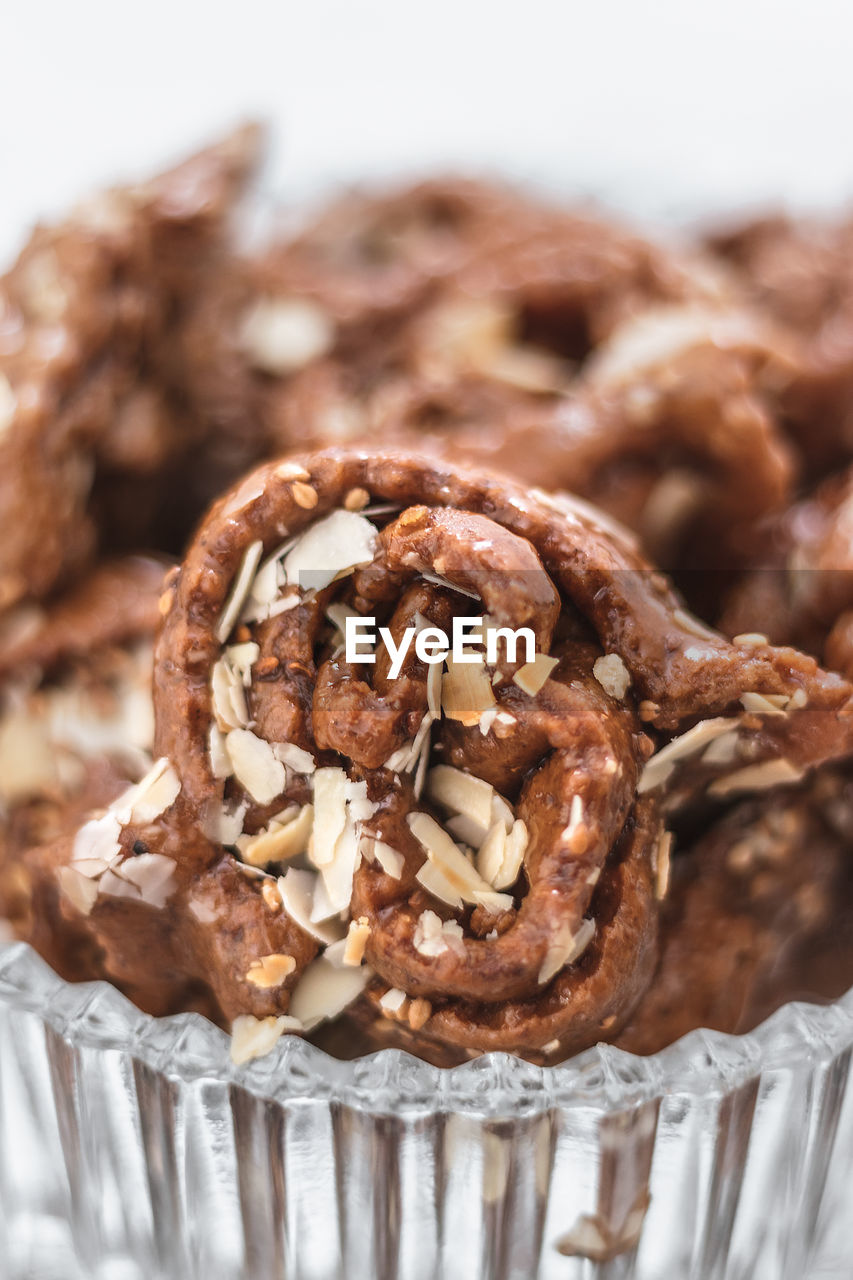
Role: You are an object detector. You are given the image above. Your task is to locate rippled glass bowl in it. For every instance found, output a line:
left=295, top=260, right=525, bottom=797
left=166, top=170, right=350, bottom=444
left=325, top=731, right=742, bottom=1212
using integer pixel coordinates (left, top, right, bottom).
left=1, top=938, right=852, bottom=1280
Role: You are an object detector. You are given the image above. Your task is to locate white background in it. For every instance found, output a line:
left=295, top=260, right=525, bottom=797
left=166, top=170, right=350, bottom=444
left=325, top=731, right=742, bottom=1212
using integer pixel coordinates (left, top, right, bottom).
left=3, top=0, right=853, bottom=261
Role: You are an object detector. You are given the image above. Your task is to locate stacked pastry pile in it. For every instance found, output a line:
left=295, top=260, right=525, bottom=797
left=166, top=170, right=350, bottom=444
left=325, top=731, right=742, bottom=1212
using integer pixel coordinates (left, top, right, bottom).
left=2, top=129, right=853, bottom=1066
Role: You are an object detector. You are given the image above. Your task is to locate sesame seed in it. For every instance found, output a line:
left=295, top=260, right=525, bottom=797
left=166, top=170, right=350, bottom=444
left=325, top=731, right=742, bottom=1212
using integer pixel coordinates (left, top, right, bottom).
left=291, top=481, right=319, bottom=509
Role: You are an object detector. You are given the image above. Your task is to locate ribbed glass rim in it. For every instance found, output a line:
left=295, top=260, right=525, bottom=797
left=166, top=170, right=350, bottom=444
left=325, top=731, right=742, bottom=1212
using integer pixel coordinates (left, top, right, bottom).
left=2, top=939, right=852, bottom=1116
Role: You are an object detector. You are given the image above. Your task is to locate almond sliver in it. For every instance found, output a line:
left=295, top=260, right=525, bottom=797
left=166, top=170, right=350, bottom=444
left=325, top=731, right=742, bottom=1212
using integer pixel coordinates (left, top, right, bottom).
left=287, top=954, right=371, bottom=1031
left=441, top=654, right=496, bottom=726
left=277, top=868, right=346, bottom=945
left=513, top=653, right=559, bottom=696
left=408, top=811, right=502, bottom=906
left=225, top=729, right=286, bottom=806
left=283, top=509, right=378, bottom=593
left=238, top=804, right=314, bottom=867
left=217, top=540, right=263, bottom=643
left=427, top=764, right=494, bottom=832
left=311, top=768, right=349, bottom=866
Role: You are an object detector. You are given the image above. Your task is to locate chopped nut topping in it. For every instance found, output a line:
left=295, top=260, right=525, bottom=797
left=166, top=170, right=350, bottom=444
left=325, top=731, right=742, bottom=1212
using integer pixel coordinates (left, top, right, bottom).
left=109, top=757, right=181, bottom=826
left=638, top=717, right=735, bottom=792
left=384, top=710, right=434, bottom=774
left=378, top=987, right=407, bottom=1015
left=326, top=600, right=360, bottom=647
left=426, top=661, right=442, bottom=719
left=188, top=896, right=219, bottom=924
left=740, top=691, right=787, bottom=718
left=513, top=653, right=559, bottom=696
left=225, top=729, right=286, bottom=805
left=415, top=858, right=465, bottom=908
left=408, top=997, right=432, bottom=1030
left=408, top=812, right=513, bottom=911
left=442, top=654, right=496, bottom=725
left=57, top=865, right=100, bottom=916
left=113, top=853, right=177, bottom=908
left=592, top=653, right=631, bottom=700
left=538, top=918, right=596, bottom=985
left=311, top=768, right=349, bottom=867
left=274, top=461, right=311, bottom=481
left=733, top=632, right=769, bottom=647
left=708, top=758, right=804, bottom=797
left=230, top=1013, right=303, bottom=1065
left=72, top=811, right=122, bottom=865
left=477, top=818, right=528, bottom=889
left=237, top=804, right=314, bottom=867
left=363, top=837, right=405, bottom=879
left=428, top=764, right=495, bottom=833
left=343, top=917, right=371, bottom=966
left=288, top=954, right=371, bottom=1030
left=413, top=908, right=466, bottom=957
left=217, top=541, right=263, bottom=643
left=240, top=296, right=334, bottom=375
left=478, top=705, right=498, bottom=735
left=420, top=571, right=480, bottom=600
left=283, top=509, right=379, bottom=592
left=211, top=656, right=250, bottom=731
left=246, top=953, right=297, bottom=989
left=212, top=800, right=248, bottom=846
left=261, top=880, right=282, bottom=912
left=561, top=794, right=589, bottom=855
left=672, top=606, right=719, bottom=641
left=314, top=807, right=361, bottom=914
left=277, top=868, right=346, bottom=945
left=272, top=742, right=316, bottom=775
left=653, top=831, right=673, bottom=899
left=702, top=731, right=740, bottom=766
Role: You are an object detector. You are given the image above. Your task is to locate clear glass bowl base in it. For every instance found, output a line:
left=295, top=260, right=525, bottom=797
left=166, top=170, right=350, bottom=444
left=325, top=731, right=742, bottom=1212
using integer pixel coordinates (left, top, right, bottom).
left=1, top=941, right=852, bottom=1279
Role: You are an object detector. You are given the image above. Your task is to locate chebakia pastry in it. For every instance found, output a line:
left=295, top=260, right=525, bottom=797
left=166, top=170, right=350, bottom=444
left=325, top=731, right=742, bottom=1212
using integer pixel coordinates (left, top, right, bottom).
left=372, top=300, right=800, bottom=584
left=173, top=176, right=807, bottom=585
left=706, top=213, right=853, bottom=475
left=615, top=769, right=853, bottom=1055
left=0, top=125, right=259, bottom=612
left=0, top=556, right=165, bottom=939
left=172, top=178, right=547, bottom=479
left=175, top=177, right=744, bottom=461
left=719, top=464, right=853, bottom=678
left=20, top=448, right=853, bottom=1063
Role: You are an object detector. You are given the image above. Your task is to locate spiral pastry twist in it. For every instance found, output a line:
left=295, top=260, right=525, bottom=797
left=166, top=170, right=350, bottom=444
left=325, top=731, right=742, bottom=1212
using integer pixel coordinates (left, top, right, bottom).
left=31, top=449, right=853, bottom=1059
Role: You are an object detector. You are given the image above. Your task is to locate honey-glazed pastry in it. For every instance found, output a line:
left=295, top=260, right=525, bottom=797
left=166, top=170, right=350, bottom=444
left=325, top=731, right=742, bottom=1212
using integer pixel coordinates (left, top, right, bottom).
left=176, top=177, right=726, bottom=472
left=615, top=770, right=853, bottom=1054
left=707, top=212, right=853, bottom=474
left=719, top=463, right=853, bottom=675
left=0, top=124, right=260, bottom=611
left=0, top=556, right=166, bottom=938
left=25, top=448, right=853, bottom=1063
left=368, top=300, right=798, bottom=584
left=258, top=229, right=798, bottom=587
left=173, top=177, right=542, bottom=487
